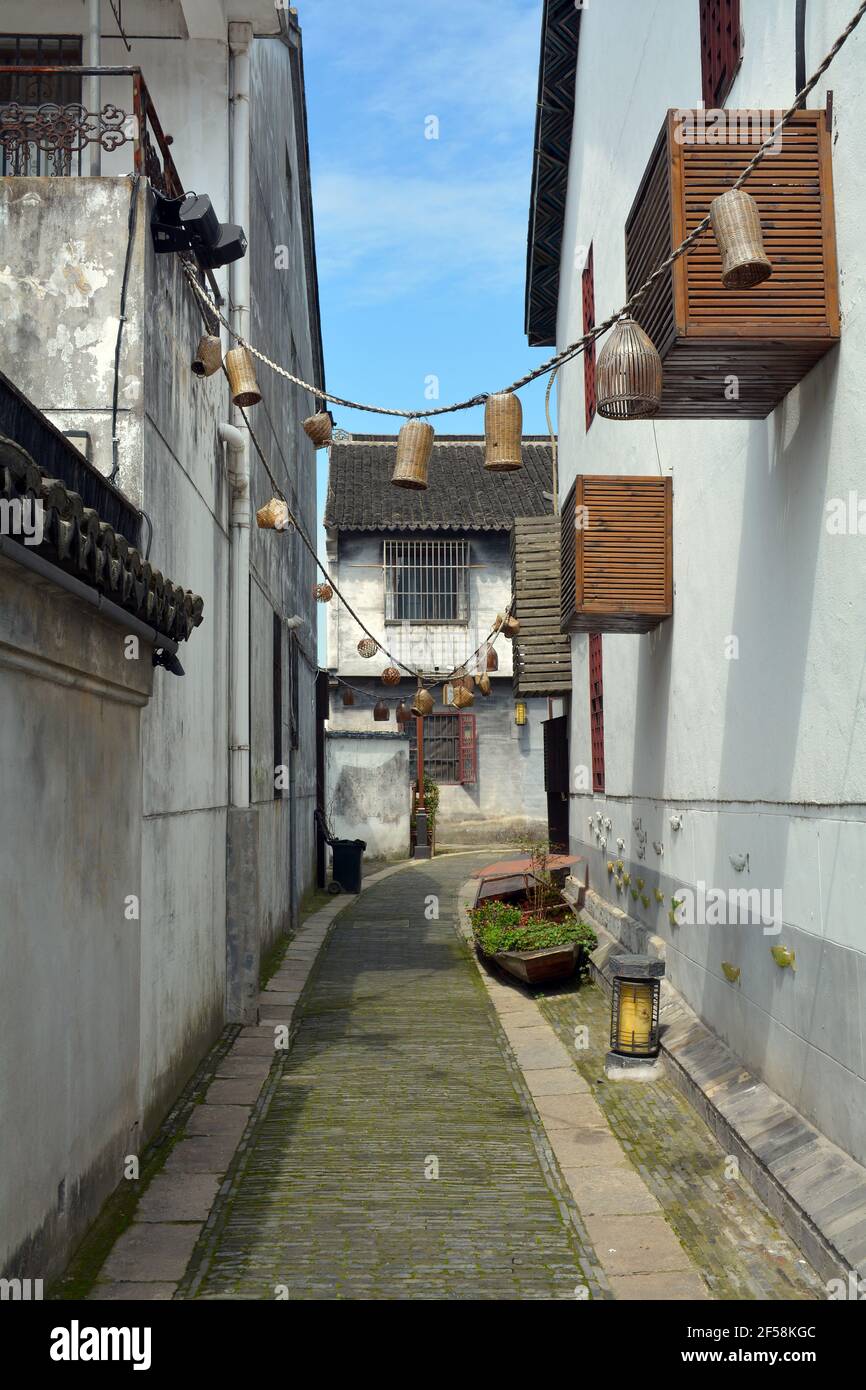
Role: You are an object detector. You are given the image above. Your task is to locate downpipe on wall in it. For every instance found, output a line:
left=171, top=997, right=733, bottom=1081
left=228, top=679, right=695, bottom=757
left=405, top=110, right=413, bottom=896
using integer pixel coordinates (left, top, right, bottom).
left=227, top=22, right=253, bottom=810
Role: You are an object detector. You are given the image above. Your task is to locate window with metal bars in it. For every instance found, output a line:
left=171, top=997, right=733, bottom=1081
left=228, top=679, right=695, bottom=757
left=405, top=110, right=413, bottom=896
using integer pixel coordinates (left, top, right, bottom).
left=0, top=35, right=83, bottom=176
left=582, top=244, right=596, bottom=432
left=409, top=712, right=477, bottom=786
left=589, top=633, right=605, bottom=793
left=384, top=539, right=469, bottom=624
left=699, top=0, right=742, bottom=108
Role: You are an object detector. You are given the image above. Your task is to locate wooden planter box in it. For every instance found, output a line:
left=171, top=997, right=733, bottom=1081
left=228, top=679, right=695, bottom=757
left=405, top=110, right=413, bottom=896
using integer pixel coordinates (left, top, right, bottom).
left=493, top=941, right=583, bottom=986
left=625, top=108, right=839, bottom=418
left=560, top=475, right=672, bottom=633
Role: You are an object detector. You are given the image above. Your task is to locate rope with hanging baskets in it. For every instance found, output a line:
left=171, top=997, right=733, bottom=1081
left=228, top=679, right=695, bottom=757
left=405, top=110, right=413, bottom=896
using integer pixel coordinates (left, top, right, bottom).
left=179, top=0, right=866, bottom=422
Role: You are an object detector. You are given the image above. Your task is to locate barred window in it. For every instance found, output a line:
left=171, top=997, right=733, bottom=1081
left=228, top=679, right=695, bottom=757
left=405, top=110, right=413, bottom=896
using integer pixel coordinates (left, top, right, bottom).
left=0, top=35, right=83, bottom=176
left=384, top=539, right=469, bottom=624
left=409, top=712, right=477, bottom=786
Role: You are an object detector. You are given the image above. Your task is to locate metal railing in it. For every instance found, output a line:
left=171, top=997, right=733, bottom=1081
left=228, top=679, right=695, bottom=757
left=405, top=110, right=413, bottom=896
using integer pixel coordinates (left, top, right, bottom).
left=0, top=65, right=221, bottom=300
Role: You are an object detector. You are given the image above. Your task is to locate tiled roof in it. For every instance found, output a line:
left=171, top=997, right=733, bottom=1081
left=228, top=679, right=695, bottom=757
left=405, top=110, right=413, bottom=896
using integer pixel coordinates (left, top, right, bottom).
left=324, top=436, right=555, bottom=532
left=0, top=434, right=204, bottom=643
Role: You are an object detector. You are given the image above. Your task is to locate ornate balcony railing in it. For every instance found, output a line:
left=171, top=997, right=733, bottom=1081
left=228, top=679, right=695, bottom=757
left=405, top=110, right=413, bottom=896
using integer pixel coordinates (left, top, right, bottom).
left=0, top=65, right=222, bottom=300
left=0, top=65, right=182, bottom=193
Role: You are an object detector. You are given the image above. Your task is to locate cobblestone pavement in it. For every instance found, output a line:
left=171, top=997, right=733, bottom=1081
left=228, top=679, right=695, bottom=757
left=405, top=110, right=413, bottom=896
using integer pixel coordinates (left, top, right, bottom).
left=180, top=855, right=610, bottom=1300
left=537, top=979, right=823, bottom=1300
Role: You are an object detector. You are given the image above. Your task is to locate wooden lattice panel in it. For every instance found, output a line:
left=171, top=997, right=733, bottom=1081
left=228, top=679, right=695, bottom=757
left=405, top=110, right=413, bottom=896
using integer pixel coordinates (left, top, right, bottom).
left=625, top=109, right=839, bottom=418
left=560, top=476, right=672, bottom=633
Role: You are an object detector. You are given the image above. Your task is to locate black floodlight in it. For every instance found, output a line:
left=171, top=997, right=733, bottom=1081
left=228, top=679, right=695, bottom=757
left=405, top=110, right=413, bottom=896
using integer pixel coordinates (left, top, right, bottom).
left=151, top=190, right=247, bottom=269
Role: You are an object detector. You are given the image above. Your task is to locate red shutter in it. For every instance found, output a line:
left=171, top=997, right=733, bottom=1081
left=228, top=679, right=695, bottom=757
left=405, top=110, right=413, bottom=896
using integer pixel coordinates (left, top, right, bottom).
left=458, top=713, right=477, bottom=785
left=582, top=244, right=596, bottom=431
left=699, top=0, right=742, bottom=107
left=589, top=633, right=604, bottom=793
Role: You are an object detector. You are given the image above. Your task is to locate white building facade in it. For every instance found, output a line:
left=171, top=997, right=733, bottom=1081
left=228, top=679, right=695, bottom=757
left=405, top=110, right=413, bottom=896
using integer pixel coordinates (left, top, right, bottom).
left=526, top=0, right=866, bottom=1165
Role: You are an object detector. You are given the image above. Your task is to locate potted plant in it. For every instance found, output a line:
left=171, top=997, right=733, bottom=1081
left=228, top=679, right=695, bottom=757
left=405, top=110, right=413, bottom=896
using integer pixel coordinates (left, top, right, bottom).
left=470, top=899, right=598, bottom=986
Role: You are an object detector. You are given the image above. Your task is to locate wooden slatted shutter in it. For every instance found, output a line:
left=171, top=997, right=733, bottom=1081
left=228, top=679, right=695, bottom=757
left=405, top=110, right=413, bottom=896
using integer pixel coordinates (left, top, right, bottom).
left=561, top=475, right=673, bottom=633
left=699, top=0, right=742, bottom=108
left=458, top=713, right=477, bottom=786
left=589, top=634, right=604, bottom=793
left=582, top=244, right=596, bottom=431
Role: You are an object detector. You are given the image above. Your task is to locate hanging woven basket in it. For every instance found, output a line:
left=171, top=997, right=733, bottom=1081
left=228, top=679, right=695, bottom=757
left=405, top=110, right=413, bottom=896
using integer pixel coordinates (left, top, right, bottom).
left=451, top=684, right=474, bottom=709
left=373, top=699, right=390, bottom=722
left=484, top=392, right=523, bottom=472
left=486, top=645, right=499, bottom=672
left=357, top=637, right=378, bottom=659
left=709, top=188, right=773, bottom=290
left=256, top=497, right=290, bottom=531
left=314, top=582, right=333, bottom=602
left=225, top=346, right=262, bottom=407
left=303, top=411, right=332, bottom=447
left=191, top=334, right=222, bottom=378
left=493, top=613, right=520, bottom=640
left=410, top=686, right=435, bottom=717
left=477, top=672, right=492, bottom=696
left=596, top=317, right=663, bottom=420
left=342, top=686, right=355, bottom=707
left=381, top=666, right=401, bottom=686
left=391, top=420, right=434, bottom=490
left=457, top=673, right=475, bottom=692
left=395, top=700, right=411, bottom=725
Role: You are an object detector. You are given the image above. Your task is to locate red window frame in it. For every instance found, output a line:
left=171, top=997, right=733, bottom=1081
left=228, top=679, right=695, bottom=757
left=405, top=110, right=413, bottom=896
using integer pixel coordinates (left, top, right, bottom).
left=699, top=0, right=742, bottom=108
left=589, top=633, right=604, bottom=793
left=582, top=243, right=596, bottom=431
left=409, top=711, right=477, bottom=786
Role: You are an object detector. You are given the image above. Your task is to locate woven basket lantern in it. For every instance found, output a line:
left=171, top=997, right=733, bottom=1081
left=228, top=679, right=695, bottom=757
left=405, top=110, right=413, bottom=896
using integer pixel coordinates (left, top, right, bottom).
left=357, top=637, right=378, bottom=659
left=410, top=686, right=435, bottom=718
left=256, top=497, right=290, bottom=531
left=191, top=334, right=222, bottom=378
left=341, top=686, right=355, bottom=707
left=477, top=672, right=492, bottom=696
left=457, top=674, right=475, bottom=692
left=314, top=582, right=333, bottom=602
left=484, top=392, right=523, bottom=472
left=303, top=411, right=332, bottom=447
left=494, top=612, right=520, bottom=640
left=486, top=645, right=499, bottom=672
left=451, top=684, right=474, bottom=709
left=596, top=317, right=663, bottom=420
left=225, top=346, right=262, bottom=407
left=381, top=666, right=401, bottom=686
left=391, top=420, right=434, bottom=490
left=373, top=699, right=390, bottom=722
left=709, top=188, right=773, bottom=290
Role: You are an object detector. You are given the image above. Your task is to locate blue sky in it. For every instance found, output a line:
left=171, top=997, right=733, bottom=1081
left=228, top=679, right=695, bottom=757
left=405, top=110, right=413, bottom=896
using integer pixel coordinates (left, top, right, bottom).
left=298, top=0, right=553, bottom=544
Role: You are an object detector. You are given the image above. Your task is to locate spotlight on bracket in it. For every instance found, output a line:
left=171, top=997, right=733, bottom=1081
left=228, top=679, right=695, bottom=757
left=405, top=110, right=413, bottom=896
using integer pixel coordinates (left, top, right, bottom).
left=151, top=190, right=247, bottom=269
left=153, top=648, right=185, bottom=677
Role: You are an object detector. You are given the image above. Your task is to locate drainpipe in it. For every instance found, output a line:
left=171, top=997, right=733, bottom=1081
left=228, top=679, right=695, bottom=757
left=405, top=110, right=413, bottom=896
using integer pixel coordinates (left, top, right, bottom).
left=795, top=0, right=807, bottom=106
left=85, top=0, right=101, bottom=175
left=227, top=22, right=253, bottom=808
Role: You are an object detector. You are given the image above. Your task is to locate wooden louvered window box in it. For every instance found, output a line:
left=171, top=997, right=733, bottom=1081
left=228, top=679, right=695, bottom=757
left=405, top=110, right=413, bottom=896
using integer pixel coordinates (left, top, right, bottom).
left=625, top=108, right=839, bottom=419
left=560, top=476, right=672, bottom=634
left=510, top=516, right=572, bottom=696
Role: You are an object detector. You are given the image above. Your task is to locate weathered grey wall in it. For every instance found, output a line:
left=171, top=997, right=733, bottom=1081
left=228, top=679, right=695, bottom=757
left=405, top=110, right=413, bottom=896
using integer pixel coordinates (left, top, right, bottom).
left=326, top=731, right=411, bottom=860
left=0, top=559, right=152, bottom=1282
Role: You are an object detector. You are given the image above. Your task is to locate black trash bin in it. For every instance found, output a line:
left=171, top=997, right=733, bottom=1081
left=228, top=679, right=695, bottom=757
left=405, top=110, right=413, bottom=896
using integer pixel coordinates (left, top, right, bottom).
left=331, top=838, right=366, bottom=894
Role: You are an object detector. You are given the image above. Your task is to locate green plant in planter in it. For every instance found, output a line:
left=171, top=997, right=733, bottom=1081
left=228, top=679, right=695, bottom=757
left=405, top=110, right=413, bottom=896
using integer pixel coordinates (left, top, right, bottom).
left=636, top=877, right=645, bottom=891
left=622, top=871, right=631, bottom=887
left=654, top=889, right=665, bottom=904
left=640, top=893, right=650, bottom=909
left=616, top=859, right=624, bottom=873
left=470, top=901, right=597, bottom=958
left=630, top=888, right=639, bottom=901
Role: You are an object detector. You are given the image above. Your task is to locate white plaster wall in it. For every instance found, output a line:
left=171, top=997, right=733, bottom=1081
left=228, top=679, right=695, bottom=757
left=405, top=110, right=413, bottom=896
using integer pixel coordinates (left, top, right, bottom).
left=326, top=731, right=411, bottom=860
left=555, top=0, right=866, bottom=1162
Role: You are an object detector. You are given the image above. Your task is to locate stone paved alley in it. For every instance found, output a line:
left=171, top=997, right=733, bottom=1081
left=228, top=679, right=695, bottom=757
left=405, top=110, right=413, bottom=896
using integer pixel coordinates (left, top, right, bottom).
left=79, top=854, right=821, bottom=1302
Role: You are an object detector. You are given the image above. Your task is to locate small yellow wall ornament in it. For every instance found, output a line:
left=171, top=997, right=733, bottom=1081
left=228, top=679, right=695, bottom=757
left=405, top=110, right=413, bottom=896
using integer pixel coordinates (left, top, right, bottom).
left=770, top=945, right=797, bottom=971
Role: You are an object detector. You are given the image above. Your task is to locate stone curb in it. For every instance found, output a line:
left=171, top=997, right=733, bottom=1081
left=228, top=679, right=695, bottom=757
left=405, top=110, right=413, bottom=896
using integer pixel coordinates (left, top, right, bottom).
left=581, top=895, right=866, bottom=1288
